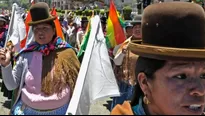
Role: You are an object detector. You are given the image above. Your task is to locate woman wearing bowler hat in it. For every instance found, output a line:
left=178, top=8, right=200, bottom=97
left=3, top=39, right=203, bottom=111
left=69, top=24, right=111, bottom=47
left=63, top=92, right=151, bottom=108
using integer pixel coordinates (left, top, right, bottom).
left=0, top=2, right=80, bottom=115
left=111, top=2, right=205, bottom=115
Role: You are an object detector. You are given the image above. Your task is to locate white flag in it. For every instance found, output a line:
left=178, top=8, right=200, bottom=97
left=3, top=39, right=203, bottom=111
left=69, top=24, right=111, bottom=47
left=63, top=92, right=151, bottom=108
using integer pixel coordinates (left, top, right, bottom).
left=7, top=4, right=26, bottom=52
left=66, top=16, right=120, bottom=115
left=4, top=3, right=18, bottom=48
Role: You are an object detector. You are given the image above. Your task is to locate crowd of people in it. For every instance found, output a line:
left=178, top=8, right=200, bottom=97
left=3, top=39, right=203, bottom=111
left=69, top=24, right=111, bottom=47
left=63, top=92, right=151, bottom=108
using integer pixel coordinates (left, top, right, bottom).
left=0, top=0, right=204, bottom=115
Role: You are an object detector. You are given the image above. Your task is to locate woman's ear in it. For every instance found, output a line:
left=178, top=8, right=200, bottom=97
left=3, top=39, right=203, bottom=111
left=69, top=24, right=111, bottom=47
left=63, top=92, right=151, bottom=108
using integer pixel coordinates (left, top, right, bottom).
left=137, top=72, right=151, bottom=95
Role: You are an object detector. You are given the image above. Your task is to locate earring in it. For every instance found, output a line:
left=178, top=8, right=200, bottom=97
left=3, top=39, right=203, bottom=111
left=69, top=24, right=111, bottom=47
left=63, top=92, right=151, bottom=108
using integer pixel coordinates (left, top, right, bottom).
left=143, top=95, right=151, bottom=105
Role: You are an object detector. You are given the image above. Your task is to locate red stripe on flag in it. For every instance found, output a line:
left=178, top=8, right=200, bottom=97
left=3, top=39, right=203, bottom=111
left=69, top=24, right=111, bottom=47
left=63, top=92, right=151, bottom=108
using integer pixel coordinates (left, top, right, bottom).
left=51, top=7, right=65, bottom=40
left=20, top=1, right=34, bottom=48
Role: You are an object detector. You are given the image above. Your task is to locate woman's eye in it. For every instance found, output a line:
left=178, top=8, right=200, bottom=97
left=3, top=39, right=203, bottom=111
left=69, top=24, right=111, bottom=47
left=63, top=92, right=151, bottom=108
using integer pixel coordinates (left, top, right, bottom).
left=173, top=74, right=187, bottom=79
left=200, top=73, right=205, bottom=79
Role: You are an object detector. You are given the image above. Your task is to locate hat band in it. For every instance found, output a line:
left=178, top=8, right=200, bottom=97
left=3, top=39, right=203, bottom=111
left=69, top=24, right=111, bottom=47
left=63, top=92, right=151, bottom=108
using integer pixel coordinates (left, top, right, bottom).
left=128, top=42, right=205, bottom=59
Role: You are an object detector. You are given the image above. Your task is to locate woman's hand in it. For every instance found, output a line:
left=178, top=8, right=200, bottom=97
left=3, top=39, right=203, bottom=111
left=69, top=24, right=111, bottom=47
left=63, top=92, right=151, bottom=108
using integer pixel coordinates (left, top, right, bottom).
left=0, top=48, right=11, bottom=67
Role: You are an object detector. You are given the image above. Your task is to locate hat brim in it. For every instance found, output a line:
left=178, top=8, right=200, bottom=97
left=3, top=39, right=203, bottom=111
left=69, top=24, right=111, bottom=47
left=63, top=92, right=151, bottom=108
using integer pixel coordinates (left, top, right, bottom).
left=131, top=21, right=141, bottom=25
left=28, top=16, right=56, bottom=26
left=128, top=40, right=205, bottom=60
left=126, top=24, right=133, bottom=27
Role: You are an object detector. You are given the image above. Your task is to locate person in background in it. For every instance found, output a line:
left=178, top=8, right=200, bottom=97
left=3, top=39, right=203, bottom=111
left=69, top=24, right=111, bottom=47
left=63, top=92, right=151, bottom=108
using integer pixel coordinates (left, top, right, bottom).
left=0, top=15, right=8, bottom=48
left=111, top=2, right=205, bottom=115
left=76, top=16, right=88, bottom=50
left=125, top=22, right=133, bottom=39
left=0, top=14, right=13, bottom=103
left=66, top=15, right=77, bottom=47
left=59, top=15, right=64, bottom=27
left=110, top=14, right=142, bottom=111
left=131, top=15, right=142, bottom=40
left=0, top=2, right=80, bottom=115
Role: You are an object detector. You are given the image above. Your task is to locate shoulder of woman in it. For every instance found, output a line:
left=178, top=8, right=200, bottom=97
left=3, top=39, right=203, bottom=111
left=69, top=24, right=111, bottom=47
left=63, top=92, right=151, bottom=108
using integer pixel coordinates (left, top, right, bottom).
left=56, top=48, right=77, bottom=57
left=55, top=48, right=80, bottom=65
left=15, top=51, right=37, bottom=65
left=110, top=101, right=134, bottom=115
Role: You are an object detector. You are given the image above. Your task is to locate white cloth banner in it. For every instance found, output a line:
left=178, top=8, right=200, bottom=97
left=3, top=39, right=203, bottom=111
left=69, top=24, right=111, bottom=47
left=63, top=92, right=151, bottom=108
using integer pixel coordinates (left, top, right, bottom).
left=7, top=3, right=26, bottom=52
left=4, top=3, right=17, bottom=48
left=66, top=15, right=120, bottom=115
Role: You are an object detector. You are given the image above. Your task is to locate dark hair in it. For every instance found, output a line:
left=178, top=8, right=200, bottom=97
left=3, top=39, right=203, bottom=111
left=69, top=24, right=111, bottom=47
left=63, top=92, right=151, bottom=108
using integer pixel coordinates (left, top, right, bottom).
left=130, top=56, right=166, bottom=106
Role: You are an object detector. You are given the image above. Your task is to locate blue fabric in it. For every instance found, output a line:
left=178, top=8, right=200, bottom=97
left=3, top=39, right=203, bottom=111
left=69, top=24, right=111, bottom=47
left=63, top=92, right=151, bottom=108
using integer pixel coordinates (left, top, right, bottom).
left=132, top=97, right=146, bottom=115
left=11, top=100, right=68, bottom=115
left=110, top=81, right=134, bottom=111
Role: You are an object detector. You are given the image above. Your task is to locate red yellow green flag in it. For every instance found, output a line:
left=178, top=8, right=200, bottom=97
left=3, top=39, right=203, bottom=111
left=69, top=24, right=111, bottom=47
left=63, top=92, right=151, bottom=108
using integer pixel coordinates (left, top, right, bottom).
left=106, top=0, right=126, bottom=49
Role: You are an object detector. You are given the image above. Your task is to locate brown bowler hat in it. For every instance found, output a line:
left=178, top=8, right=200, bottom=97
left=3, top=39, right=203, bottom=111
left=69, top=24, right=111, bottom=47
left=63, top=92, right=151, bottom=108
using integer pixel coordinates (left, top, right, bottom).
left=28, top=2, right=56, bottom=26
left=128, top=2, right=205, bottom=60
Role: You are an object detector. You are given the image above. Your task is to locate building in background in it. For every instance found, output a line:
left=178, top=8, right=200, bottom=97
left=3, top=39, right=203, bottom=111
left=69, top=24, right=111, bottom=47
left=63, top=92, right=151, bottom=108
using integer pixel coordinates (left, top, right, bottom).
left=35, top=0, right=52, bottom=7
left=104, top=0, right=136, bottom=10
left=51, top=0, right=90, bottom=10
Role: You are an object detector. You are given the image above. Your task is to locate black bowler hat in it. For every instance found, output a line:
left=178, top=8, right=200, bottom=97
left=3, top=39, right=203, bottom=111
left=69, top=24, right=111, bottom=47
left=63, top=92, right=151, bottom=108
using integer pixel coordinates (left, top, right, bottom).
left=28, top=2, right=56, bottom=26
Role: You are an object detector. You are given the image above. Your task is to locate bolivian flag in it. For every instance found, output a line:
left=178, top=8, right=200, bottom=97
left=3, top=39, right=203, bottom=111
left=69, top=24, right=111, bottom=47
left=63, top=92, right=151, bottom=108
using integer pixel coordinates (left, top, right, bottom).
left=106, top=0, right=126, bottom=49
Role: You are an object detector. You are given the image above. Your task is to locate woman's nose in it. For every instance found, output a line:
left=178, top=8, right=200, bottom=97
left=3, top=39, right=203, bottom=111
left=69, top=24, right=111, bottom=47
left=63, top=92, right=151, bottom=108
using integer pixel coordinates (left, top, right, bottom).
left=190, top=79, right=205, bottom=97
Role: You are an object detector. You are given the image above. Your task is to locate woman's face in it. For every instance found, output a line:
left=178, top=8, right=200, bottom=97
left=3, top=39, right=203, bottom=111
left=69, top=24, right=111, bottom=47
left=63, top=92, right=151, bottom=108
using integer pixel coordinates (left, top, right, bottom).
left=144, top=61, right=205, bottom=115
left=126, top=27, right=133, bottom=38
left=33, top=23, right=55, bottom=45
left=133, top=24, right=141, bottom=39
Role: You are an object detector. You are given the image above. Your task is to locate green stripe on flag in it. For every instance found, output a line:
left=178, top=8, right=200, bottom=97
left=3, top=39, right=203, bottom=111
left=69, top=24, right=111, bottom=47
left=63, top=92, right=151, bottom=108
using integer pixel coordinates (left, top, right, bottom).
left=118, top=17, right=125, bottom=28
left=105, top=35, right=112, bottom=49
left=77, top=29, right=91, bottom=58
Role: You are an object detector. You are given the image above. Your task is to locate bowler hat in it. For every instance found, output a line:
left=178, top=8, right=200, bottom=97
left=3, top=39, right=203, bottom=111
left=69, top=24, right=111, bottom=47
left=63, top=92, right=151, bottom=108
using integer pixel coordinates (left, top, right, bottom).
left=128, top=2, right=205, bottom=60
left=28, top=2, right=56, bottom=26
